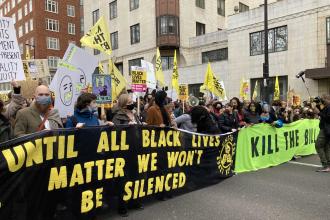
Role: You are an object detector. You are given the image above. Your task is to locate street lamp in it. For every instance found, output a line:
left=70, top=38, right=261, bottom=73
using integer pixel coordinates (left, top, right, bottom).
left=262, top=0, right=269, bottom=102
left=25, top=43, right=36, bottom=59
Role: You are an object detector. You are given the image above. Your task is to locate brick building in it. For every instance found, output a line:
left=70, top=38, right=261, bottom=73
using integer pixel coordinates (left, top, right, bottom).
left=0, top=0, right=81, bottom=90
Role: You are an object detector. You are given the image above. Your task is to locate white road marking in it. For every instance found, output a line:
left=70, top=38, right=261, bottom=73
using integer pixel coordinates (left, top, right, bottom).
left=288, top=161, right=322, bottom=168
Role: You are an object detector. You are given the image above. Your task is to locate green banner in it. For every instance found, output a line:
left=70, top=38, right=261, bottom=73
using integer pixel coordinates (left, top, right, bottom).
left=235, top=119, right=319, bottom=173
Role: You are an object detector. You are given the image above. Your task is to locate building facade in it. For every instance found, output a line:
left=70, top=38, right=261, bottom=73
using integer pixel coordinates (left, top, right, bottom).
left=84, top=0, right=253, bottom=80
left=86, top=0, right=330, bottom=101
left=0, top=0, right=81, bottom=90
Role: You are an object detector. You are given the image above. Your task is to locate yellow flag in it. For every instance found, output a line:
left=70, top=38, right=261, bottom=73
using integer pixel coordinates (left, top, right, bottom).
left=155, top=48, right=165, bottom=87
left=98, top=62, right=104, bottom=74
left=109, top=60, right=127, bottom=101
left=252, top=81, right=258, bottom=101
left=274, top=76, right=280, bottom=100
left=201, top=63, right=225, bottom=98
left=25, top=49, right=30, bottom=60
left=80, top=17, right=112, bottom=55
left=172, top=50, right=179, bottom=94
left=239, top=78, right=249, bottom=101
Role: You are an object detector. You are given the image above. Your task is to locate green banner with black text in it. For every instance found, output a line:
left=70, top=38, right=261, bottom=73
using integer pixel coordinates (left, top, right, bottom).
left=235, top=119, right=319, bottom=173
left=0, top=126, right=237, bottom=220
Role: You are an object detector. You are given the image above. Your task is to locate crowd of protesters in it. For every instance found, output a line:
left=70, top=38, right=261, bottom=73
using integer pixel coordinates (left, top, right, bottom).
left=0, top=81, right=329, bottom=218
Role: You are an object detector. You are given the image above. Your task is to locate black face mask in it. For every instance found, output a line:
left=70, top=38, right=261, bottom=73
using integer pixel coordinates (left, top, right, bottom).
left=126, top=104, right=135, bottom=110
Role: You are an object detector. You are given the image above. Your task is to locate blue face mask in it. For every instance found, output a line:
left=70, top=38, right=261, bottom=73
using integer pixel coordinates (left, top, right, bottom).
left=35, top=95, right=51, bottom=106
left=260, top=115, right=270, bottom=121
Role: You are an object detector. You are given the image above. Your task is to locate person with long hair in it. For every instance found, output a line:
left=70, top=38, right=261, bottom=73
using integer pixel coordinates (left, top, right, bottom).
left=219, top=103, right=240, bottom=133
left=190, top=106, right=220, bottom=134
left=112, top=94, right=141, bottom=125
left=146, top=90, right=172, bottom=127
left=230, top=97, right=246, bottom=127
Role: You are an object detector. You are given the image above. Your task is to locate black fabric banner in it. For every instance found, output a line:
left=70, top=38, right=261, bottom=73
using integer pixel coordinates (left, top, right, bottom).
left=0, top=126, right=237, bottom=220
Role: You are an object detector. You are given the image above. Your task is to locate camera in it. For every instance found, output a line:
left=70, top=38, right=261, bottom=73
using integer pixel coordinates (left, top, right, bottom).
left=296, top=71, right=305, bottom=78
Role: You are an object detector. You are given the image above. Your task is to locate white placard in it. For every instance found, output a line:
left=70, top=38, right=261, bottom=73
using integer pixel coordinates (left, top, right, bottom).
left=141, top=60, right=157, bottom=89
left=51, top=44, right=98, bottom=117
left=0, top=17, right=25, bottom=83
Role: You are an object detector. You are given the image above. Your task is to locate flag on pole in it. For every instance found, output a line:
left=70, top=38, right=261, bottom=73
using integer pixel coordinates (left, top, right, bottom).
left=200, top=62, right=225, bottom=99
left=80, top=17, right=112, bottom=55
left=172, top=50, right=179, bottom=94
left=109, top=60, right=127, bottom=101
left=274, top=75, right=280, bottom=101
left=239, top=78, right=249, bottom=101
left=98, top=62, right=104, bottom=74
left=25, top=49, right=30, bottom=60
left=252, top=81, right=258, bottom=101
left=155, top=48, right=165, bottom=87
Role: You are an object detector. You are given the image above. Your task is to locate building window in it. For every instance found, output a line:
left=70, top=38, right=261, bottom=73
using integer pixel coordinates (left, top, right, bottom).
left=68, top=40, right=76, bottom=45
left=68, top=23, right=75, bottom=35
left=251, top=76, right=288, bottom=102
left=196, top=22, right=205, bottom=36
left=29, top=19, right=33, bottom=31
left=92, top=9, right=99, bottom=25
left=161, top=56, right=174, bottom=70
left=18, top=25, right=23, bottom=37
left=202, top=48, right=228, bottom=63
left=217, top=0, right=225, bottom=16
left=189, top=83, right=203, bottom=98
left=48, top=56, right=59, bottom=69
left=29, top=0, right=32, bottom=13
left=110, top=31, right=118, bottom=50
left=195, top=0, right=205, bottom=9
left=24, top=3, right=28, bottom=15
left=239, top=2, right=249, bottom=12
left=25, top=21, right=29, bottom=33
left=115, top=63, right=123, bottom=74
left=158, top=16, right=178, bottom=36
left=128, top=58, right=143, bottom=73
left=45, top=0, right=58, bottom=13
left=12, top=0, right=16, bottom=8
left=67, top=5, right=75, bottom=17
left=12, top=14, right=16, bottom=24
left=18, top=8, right=22, bottom=20
left=47, top=37, right=60, bottom=50
left=327, top=17, right=330, bottom=44
left=130, top=0, right=139, bottom=11
left=46, top=19, right=59, bottom=32
left=109, top=0, right=117, bottom=19
left=130, top=24, right=140, bottom=44
left=250, top=26, right=288, bottom=56
left=80, top=17, right=84, bottom=34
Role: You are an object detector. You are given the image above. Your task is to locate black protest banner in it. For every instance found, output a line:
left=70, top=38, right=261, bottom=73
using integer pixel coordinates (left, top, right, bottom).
left=0, top=126, right=237, bottom=219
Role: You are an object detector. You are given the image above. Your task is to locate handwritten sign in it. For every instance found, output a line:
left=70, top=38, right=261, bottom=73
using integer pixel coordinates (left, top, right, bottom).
left=131, top=66, right=147, bottom=92
left=0, top=17, right=25, bottom=83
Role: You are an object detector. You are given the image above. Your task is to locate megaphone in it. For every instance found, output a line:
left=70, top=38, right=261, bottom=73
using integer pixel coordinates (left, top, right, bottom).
left=188, top=96, right=199, bottom=107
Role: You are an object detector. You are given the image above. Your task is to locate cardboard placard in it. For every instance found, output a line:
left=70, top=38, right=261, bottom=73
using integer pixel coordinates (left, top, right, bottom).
left=131, top=66, right=147, bottom=92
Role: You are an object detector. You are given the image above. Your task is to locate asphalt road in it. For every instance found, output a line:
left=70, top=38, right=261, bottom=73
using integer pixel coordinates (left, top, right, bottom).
left=101, top=155, right=330, bottom=220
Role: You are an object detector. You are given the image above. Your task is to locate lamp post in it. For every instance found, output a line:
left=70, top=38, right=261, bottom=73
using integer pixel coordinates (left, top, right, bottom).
left=25, top=43, right=36, bottom=59
left=262, top=0, right=269, bottom=102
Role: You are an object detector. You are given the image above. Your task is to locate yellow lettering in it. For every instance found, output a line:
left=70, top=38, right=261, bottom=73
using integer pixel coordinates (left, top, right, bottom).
left=173, top=131, right=181, bottom=146
left=84, top=161, right=95, bottom=183
left=44, top=136, right=56, bottom=160
left=95, top=160, right=105, bottom=180
left=25, top=139, right=43, bottom=167
left=142, top=130, right=150, bottom=147
left=58, top=136, right=65, bottom=159
left=166, top=130, right=173, bottom=146
left=97, top=132, right=109, bottom=153
left=70, top=164, right=84, bottom=187
left=81, top=190, right=94, bottom=213
left=111, top=131, right=120, bottom=151
left=95, top=188, right=103, bottom=208
left=123, top=182, right=133, bottom=201
left=66, top=135, right=77, bottom=158
left=120, top=131, right=129, bottom=150
left=178, top=172, right=186, bottom=188
left=48, top=166, right=68, bottom=191
left=164, top=173, right=172, bottom=191
left=158, top=130, right=166, bottom=147
left=2, top=145, right=25, bottom=172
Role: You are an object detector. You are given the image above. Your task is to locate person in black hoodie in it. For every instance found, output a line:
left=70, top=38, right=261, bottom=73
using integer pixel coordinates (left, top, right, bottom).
left=315, top=94, right=330, bottom=172
left=191, top=106, right=220, bottom=134
left=219, top=103, right=239, bottom=133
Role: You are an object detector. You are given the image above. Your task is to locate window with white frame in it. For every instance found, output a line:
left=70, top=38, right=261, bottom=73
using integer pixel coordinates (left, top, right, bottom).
left=24, top=3, right=28, bottom=15
left=45, top=0, right=58, bottom=13
left=18, top=25, right=23, bottom=37
left=109, top=1, right=117, bottom=19
left=29, top=19, right=33, bottom=31
left=12, top=0, right=16, bottom=8
left=48, top=56, right=59, bottom=68
left=18, top=8, right=22, bottom=20
left=46, top=19, right=59, bottom=32
left=67, top=5, right=75, bottom=17
left=47, top=37, right=60, bottom=50
left=68, top=23, right=75, bottom=35
left=25, top=21, right=29, bottom=33
left=29, top=0, right=32, bottom=13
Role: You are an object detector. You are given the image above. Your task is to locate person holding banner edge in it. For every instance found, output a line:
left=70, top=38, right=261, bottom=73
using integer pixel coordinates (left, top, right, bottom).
left=315, top=95, right=330, bottom=172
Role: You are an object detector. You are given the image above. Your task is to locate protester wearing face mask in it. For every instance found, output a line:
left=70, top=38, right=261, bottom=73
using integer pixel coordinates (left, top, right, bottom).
left=14, top=85, right=63, bottom=137
left=112, top=94, right=141, bottom=125
left=65, top=93, right=101, bottom=128
left=219, top=103, right=240, bottom=133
